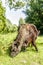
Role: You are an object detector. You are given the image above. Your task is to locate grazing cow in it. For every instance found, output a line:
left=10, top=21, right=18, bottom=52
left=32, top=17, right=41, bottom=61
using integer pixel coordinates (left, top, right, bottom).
left=11, top=24, right=40, bottom=57
left=22, top=24, right=40, bottom=49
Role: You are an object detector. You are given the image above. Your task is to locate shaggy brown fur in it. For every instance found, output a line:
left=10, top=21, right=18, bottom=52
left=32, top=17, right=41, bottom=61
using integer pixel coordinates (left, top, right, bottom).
left=11, top=24, right=40, bottom=57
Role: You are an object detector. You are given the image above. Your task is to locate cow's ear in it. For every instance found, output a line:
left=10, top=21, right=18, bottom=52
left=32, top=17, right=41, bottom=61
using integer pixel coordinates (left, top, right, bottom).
left=26, top=25, right=30, bottom=30
left=38, top=31, right=40, bottom=35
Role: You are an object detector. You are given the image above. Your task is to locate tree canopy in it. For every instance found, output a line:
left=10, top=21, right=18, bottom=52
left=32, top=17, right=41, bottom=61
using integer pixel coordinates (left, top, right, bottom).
left=0, top=1, right=6, bottom=32
left=0, top=1, right=18, bottom=33
left=6, top=0, right=26, bottom=10
left=25, top=0, right=43, bottom=34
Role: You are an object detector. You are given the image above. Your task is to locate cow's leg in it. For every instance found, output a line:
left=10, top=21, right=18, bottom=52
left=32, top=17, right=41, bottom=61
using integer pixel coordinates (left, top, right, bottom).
left=32, top=40, right=38, bottom=51
left=18, top=39, right=24, bottom=52
left=22, top=40, right=29, bottom=51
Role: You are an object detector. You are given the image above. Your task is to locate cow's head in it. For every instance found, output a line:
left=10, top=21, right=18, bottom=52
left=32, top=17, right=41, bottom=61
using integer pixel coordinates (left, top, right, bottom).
left=11, top=42, right=19, bottom=57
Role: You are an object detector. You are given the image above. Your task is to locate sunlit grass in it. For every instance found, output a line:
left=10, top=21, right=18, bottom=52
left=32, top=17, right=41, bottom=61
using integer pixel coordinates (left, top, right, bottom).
left=0, top=33, right=43, bottom=65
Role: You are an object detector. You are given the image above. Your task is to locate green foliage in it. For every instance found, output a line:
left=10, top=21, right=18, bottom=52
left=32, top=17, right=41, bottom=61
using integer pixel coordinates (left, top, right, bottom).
left=0, top=1, right=18, bottom=33
left=19, top=18, right=25, bottom=25
left=0, top=1, right=5, bottom=15
left=25, top=0, right=43, bottom=34
left=14, top=1, right=25, bottom=9
left=6, top=0, right=25, bottom=9
left=1, top=19, right=18, bottom=33
left=0, top=20, right=4, bottom=32
left=0, top=1, right=6, bottom=32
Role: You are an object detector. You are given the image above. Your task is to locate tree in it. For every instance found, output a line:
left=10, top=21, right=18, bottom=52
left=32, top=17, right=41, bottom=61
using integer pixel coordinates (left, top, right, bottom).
left=25, top=0, right=43, bottom=34
left=0, top=1, right=6, bottom=32
left=0, top=1, right=18, bottom=33
left=6, top=0, right=25, bottom=10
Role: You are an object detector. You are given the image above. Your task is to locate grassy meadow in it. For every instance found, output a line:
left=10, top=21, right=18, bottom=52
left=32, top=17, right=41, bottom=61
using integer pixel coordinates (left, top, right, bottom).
left=0, top=32, right=43, bottom=65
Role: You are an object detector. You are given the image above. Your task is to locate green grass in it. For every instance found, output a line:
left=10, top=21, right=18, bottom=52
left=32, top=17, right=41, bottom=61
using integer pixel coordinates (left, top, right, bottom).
left=0, top=32, right=43, bottom=65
